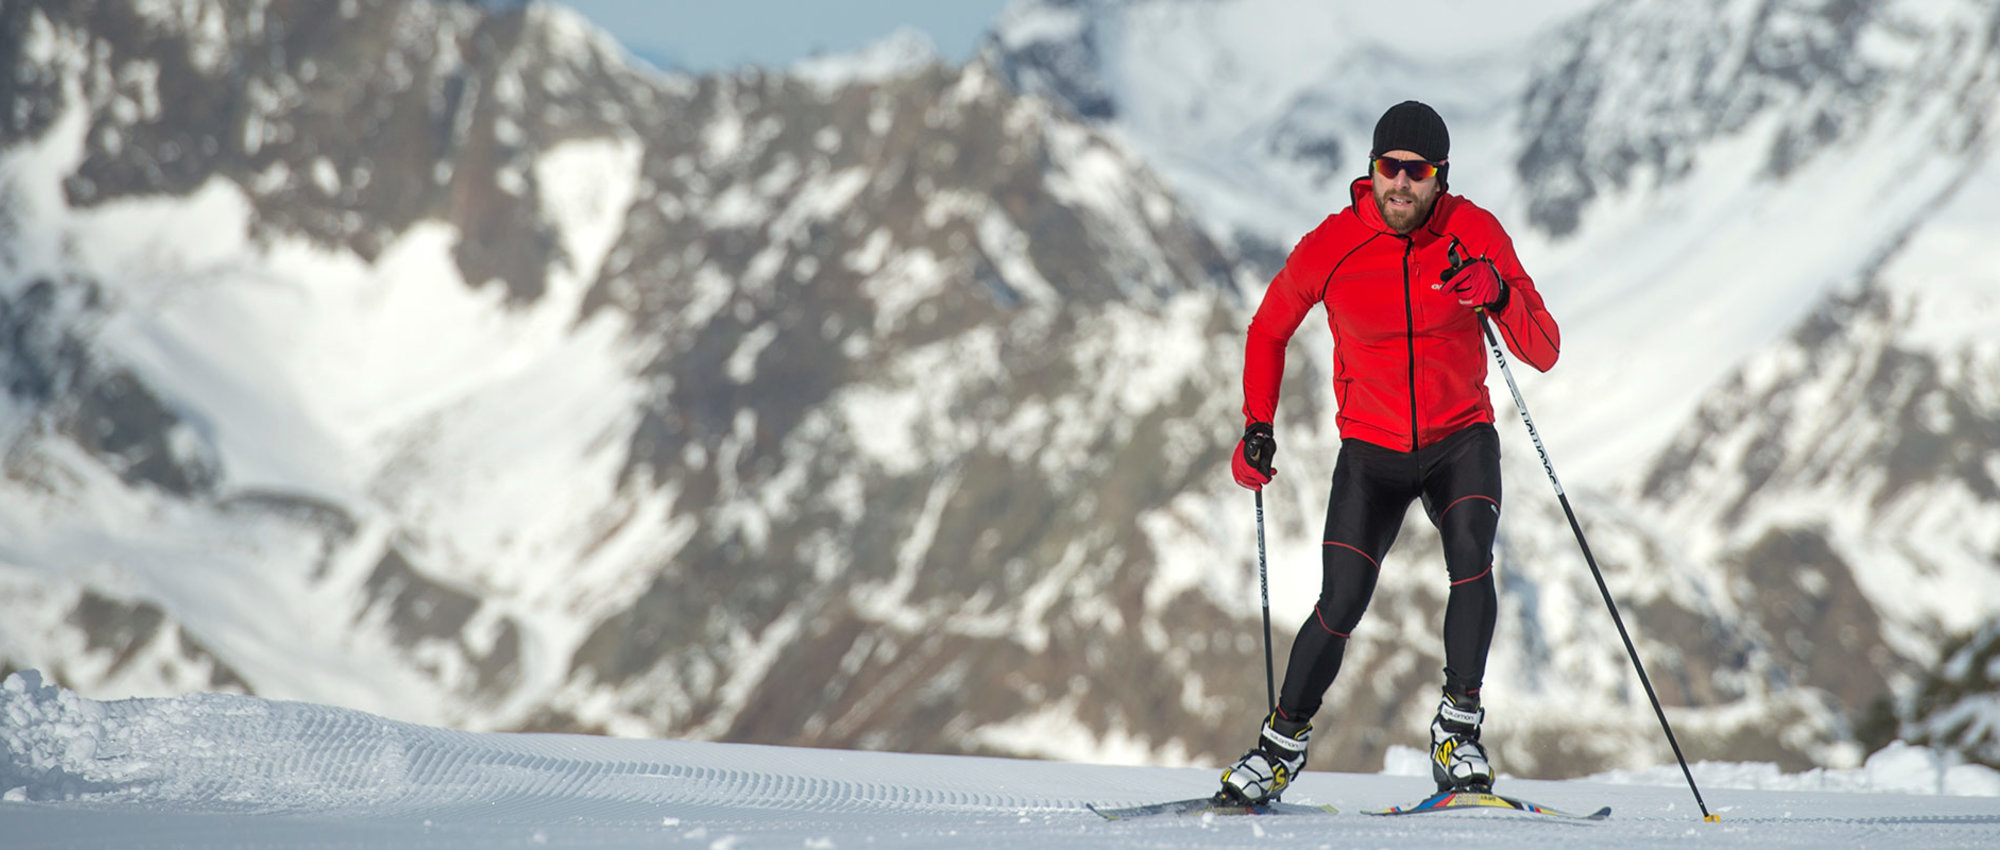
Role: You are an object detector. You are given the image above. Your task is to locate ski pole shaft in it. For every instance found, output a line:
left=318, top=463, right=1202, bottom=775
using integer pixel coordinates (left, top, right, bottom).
left=1256, top=489, right=1276, bottom=714
left=1478, top=313, right=1717, bottom=822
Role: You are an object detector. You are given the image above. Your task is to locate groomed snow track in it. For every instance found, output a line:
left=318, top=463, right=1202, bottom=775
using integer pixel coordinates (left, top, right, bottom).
left=5, top=672, right=2000, bottom=849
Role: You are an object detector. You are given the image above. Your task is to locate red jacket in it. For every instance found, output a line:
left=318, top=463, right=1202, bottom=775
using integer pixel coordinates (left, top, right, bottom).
left=1244, top=178, right=1560, bottom=451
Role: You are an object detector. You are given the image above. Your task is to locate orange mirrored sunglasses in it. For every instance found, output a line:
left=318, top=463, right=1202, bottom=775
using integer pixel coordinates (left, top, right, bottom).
left=1370, top=156, right=1442, bottom=182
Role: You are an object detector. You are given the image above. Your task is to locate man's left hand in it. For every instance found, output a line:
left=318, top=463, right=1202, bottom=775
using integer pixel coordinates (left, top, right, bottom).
left=1442, top=257, right=1507, bottom=311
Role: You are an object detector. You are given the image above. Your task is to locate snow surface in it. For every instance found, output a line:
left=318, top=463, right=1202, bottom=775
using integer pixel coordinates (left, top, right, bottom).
left=3, top=671, right=1999, bottom=849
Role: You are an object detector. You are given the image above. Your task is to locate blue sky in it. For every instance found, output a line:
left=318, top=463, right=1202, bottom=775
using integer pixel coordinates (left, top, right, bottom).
left=556, top=0, right=1015, bottom=72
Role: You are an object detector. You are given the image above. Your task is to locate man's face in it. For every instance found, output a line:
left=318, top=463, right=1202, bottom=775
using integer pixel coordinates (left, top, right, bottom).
left=1370, top=149, right=1443, bottom=234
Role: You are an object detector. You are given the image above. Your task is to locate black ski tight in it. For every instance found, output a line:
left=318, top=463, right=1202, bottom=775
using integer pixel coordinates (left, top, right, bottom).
left=1275, top=423, right=1501, bottom=722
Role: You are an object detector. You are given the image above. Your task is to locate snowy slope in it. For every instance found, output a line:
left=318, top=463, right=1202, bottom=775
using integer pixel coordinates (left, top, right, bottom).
left=1631, top=138, right=2000, bottom=710
left=1507, top=0, right=2000, bottom=483
left=3, top=672, right=1999, bottom=849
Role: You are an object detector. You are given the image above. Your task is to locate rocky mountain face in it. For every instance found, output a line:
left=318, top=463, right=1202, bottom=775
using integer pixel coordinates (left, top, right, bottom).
left=1517, top=0, right=1996, bottom=237
left=545, top=56, right=1260, bottom=753
left=5, top=0, right=2000, bottom=782
left=0, top=0, right=1287, bottom=765
left=1630, top=147, right=2000, bottom=761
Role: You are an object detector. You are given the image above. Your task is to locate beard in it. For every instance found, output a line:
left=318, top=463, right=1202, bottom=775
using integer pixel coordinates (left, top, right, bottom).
left=1374, top=182, right=1439, bottom=234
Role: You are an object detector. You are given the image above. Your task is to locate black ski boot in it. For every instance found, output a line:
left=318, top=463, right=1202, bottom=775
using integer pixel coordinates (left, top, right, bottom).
left=1430, top=689, right=1493, bottom=793
left=1218, top=712, right=1310, bottom=804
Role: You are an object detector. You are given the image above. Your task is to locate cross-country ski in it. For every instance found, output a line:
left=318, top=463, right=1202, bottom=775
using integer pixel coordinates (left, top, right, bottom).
left=1087, top=794, right=1338, bottom=819
left=1365, top=789, right=1611, bottom=821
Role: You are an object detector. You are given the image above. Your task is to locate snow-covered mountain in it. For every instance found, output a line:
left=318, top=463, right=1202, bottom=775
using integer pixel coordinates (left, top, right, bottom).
left=1900, top=619, right=2000, bottom=767
left=4, top=0, right=2000, bottom=787
left=0, top=0, right=1270, bottom=766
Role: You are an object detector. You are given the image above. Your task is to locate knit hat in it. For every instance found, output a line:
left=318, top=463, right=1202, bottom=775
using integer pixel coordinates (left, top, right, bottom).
left=1371, top=100, right=1449, bottom=163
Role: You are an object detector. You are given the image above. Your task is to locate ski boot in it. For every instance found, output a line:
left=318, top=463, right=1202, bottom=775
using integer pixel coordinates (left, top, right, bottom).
left=1430, top=690, right=1494, bottom=793
left=1218, top=711, right=1310, bottom=804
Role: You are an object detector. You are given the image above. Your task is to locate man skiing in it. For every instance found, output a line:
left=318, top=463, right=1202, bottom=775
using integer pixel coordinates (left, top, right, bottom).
left=1218, top=100, right=1560, bottom=805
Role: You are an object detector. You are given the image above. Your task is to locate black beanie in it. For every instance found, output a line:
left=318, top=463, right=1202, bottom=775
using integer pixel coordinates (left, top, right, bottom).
left=1371, top=100, right=1449, bottom=162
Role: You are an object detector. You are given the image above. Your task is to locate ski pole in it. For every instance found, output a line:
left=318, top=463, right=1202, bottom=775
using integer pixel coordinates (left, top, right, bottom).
left=1255, top=490, right=1276, bottom=714
left=1477, top=312, right=1718, bottom=823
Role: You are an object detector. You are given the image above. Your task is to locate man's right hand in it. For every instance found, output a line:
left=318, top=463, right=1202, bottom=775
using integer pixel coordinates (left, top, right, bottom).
left=1232, top=422, right=1277, bottom=490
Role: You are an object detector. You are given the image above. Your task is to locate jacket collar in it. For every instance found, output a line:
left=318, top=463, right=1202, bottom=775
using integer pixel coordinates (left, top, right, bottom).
left=1349, top=176, right=1457, bottom=239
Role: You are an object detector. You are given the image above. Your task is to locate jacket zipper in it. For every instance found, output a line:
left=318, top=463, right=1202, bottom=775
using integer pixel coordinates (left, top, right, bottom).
left=1401, top=238, right=1418, bottom=451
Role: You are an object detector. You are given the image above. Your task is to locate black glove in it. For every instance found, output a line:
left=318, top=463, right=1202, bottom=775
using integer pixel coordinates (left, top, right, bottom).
left=1232, top=422, right=1276, bottom=490
left=1442, top=246, right=1509, bottom=312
